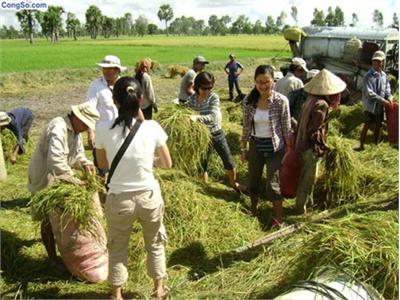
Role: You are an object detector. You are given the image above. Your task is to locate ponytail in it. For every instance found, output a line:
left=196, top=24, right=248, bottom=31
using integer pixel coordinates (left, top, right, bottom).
left=111, top=76, right=142, bottom=133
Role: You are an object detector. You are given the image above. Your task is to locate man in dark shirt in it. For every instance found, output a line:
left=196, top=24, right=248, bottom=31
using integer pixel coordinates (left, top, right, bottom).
left=0, top=107, right=34, bottom=163
left=224, top=53, right=244, bottom=101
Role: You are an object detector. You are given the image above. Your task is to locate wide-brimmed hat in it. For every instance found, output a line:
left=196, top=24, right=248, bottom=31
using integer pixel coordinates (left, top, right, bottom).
left=193, top=55, right=209, bottom=64
left=292, top=57, right=309, bottom=72
left=0, top=112, right=11, bottom=126
left=372, top=50, right=385, bottom=61
left=71, top=103, right=100, bottom=130
left=304, top=69, right=346, bottom=96
left=97, top=55, right=127, bottom=72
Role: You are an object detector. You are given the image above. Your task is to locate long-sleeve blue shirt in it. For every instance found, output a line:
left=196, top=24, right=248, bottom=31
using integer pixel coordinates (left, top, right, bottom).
left=362, top=68, right=391, bottom=115
left=7, top=107, right=34, bottom=153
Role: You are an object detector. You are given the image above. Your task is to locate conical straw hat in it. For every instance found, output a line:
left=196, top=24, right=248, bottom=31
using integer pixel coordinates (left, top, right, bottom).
left=304, top=69, right=346, bottom=96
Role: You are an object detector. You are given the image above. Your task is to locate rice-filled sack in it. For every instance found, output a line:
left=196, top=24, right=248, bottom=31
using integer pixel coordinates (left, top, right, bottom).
left=29, top=178, right=108, bottom=283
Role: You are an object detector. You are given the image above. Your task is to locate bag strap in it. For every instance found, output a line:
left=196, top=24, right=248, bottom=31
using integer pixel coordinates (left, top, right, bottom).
left=106, top=120, right=142, bottom=191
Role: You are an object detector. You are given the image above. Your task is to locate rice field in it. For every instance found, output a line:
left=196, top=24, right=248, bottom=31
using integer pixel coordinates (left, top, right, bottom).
left=0, top=35, right=398, bottom=299
left=0, top=35, right=289, bottom=73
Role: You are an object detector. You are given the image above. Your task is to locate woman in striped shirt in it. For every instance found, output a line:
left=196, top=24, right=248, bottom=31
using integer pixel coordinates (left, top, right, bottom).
left=241, top=65, right=291, bottom=227
left=188, top=71, right=243, bottom=193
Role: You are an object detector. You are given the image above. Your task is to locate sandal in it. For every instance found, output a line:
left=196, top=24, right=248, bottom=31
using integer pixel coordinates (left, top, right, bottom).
left=151, top=286, right=170, bottom=299
left=231, top=182, right=248, bottom=195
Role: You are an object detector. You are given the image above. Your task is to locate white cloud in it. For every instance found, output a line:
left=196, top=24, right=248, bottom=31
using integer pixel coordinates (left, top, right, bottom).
left=0, top=0, right=398, bottom=29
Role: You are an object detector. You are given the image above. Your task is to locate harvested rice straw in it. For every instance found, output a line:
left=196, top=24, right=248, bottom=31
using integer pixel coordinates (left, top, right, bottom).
left=320, top=135, right=359, bottom=206
left=28, top=174, right=104, bottom=232
left=1, top=128, right=17, bottom=161
left=156, top=105, right=211, bottom=176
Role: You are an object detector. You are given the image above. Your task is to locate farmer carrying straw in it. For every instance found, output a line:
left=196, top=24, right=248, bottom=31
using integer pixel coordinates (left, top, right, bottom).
left=0, top=107, right=34, bottom=164
left=134, top=57, right=158, bottom=120
left=188, top=71, right=245, bottom=193
left=28, top=103, right=100, bottom=270
left=295, top=69, right=346, bottom=214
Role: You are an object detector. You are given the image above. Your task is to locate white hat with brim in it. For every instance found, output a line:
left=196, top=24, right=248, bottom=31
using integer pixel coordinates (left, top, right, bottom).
left=0, top=111, right=11, bottom=126
left=372, top=50, right=385, bottom=61
left=97, top=55, right=127, bottom=72
left=304, top=69, right=347, bottom=96
left=71, top=103, right=100, bottom=130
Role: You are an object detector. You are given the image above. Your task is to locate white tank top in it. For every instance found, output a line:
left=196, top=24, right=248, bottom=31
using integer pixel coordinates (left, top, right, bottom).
left=253, top=108, right=272, bottom=138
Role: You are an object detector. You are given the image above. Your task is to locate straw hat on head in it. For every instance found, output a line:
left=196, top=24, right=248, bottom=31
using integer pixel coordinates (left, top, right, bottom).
left=0, top=112, right=11, bottom=126
left=304, top=69, right=346, bottom=96
left=71, top=103, right=100, bottom=130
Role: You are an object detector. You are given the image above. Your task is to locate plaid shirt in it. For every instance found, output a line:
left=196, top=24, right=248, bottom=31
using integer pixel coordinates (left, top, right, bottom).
left=242, top=90, right=291, bottom=151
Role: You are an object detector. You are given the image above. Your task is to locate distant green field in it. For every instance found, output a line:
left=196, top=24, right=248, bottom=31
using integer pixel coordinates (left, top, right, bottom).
left=0, top=35, right=290, bottom=73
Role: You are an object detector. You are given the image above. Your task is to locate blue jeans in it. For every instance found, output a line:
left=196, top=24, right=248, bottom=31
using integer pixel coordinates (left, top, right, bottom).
left=201, top=130, right=235, bottom=172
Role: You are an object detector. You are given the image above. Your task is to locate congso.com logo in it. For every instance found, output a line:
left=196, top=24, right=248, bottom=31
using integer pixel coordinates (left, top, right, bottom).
left=1, top=1, right=47, bottom=10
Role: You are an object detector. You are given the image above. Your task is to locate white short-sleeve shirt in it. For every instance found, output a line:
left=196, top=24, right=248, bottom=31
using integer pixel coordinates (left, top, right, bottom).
left=95, top=119, right=168, bottom=193
left=86, top=77, right=118, bottom=127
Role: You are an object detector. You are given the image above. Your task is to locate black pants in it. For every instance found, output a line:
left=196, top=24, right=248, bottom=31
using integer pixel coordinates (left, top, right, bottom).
left=228, top=79, right=242, bottom=100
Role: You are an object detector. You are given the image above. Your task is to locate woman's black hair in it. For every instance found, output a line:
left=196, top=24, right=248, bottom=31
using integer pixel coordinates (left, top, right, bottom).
left=245, top=65, right=275, bottom=107
left=111, top=76, right=142, bottom=133
left=194, top=71, right=215, bottom=94
left=134, top=71, right=143, bottom=85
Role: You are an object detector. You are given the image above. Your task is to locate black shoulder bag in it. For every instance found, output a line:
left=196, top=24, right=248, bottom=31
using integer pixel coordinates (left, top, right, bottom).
left=105, top=120, right=142, bottom=191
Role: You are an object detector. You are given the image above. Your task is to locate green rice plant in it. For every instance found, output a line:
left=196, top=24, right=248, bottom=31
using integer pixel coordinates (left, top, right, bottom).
left=28, top=174, right=104, bottom=231
left=1, top=128, right=17, bottom=161
left=156, top=105, right=211, bottom=176
left=317, top=135, right=360, bottom=207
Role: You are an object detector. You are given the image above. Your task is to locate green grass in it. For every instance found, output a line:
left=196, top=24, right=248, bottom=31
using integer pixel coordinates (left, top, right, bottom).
left=0, top=35, right=290, bottom=73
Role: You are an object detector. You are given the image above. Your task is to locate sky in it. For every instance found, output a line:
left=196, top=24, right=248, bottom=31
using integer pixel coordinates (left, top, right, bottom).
left=0, top=0, right=399, bottom=30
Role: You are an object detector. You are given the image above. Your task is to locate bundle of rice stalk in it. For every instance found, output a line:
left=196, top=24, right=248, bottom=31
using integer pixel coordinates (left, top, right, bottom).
left=28, top=174, right=104, bottom=232
left=296, top=212, right=398, bottom=300
left=156, top=105, right=211, bottom=176
left=1, top=128, right=17, bottom=161
left=318, top=135, right=360, bottom=207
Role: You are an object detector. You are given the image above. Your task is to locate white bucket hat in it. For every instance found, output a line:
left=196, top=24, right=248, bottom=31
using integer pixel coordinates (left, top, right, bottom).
left=0, top=112, right=11, bottom=126
left=304, top=69, right=347, bottom=96
left=292, top=57, right=309, bottom=72
left=71, top=103, right=100, bottom=130
left=97, top=55, right=127, bottom=72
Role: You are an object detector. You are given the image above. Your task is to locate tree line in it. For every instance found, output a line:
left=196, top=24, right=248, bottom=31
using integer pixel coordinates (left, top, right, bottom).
left=1, top=4, right=399, bottom=43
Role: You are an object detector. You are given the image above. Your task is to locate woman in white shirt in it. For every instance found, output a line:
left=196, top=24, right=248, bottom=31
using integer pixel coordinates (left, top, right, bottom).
left=241, top=65, right=291, bottom=228
left=95, top=76, right=172, bottom=300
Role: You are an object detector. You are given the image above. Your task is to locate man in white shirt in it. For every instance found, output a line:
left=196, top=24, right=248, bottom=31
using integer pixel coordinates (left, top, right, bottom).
left=274, top=57, right=308, bottom=97
left=86, top=55, right=126, bottom=174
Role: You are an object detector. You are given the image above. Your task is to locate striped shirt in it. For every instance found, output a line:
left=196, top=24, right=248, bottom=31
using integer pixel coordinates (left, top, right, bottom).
left=242, top=90, right=291, bottom=151
left=188, top=92, right=222, bottom=133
